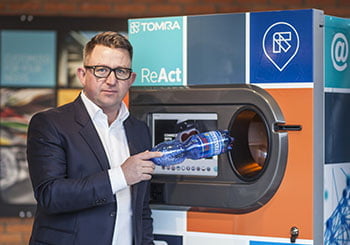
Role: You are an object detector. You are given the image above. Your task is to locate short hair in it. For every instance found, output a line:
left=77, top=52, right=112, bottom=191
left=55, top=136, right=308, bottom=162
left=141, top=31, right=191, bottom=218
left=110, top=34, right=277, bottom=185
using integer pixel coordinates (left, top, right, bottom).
left=83, top=31, right=133, bottom=64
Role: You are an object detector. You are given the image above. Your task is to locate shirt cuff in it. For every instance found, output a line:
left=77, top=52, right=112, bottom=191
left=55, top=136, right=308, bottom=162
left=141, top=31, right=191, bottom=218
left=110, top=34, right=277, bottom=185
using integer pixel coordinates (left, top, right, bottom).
left=108, top=166, right=128, bottom=194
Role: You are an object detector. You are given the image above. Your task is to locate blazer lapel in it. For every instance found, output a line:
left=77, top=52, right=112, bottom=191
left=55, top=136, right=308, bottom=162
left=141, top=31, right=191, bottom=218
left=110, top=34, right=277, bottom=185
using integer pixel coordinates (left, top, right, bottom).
left=124, top=117, right=139, bottom=156
left=124, top=117, right=140, bottom=211
left=73, top=96, right=110, bottom=171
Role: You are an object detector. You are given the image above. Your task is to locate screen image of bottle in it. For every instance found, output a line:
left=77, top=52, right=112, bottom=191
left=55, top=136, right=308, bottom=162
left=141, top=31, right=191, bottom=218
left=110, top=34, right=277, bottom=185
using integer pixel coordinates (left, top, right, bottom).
left=151, top=130, right=234, bottom=166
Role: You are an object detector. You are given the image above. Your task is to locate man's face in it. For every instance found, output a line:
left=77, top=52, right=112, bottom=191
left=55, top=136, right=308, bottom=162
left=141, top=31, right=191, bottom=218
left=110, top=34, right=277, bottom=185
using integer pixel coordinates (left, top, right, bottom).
left=77, top=45, right=135, bottom=114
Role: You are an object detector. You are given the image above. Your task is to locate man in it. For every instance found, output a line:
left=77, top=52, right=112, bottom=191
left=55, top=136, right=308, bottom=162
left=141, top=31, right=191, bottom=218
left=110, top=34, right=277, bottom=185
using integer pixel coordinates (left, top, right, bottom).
left=27, top=31, right=161, bottom=245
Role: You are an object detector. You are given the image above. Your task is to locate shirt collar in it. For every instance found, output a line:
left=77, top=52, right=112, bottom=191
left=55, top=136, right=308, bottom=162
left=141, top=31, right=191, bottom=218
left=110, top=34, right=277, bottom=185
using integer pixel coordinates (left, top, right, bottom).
left=80, top=91, right=130, bottom=125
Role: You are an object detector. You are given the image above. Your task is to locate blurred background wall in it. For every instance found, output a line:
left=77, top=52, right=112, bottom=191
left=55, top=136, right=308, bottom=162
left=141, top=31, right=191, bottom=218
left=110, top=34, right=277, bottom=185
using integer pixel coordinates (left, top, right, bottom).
left=0, top=0, right=349, bottom=18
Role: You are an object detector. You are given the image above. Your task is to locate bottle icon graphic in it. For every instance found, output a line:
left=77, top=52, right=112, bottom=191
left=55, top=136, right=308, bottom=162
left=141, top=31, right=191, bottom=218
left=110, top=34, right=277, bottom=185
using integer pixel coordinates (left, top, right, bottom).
left=151, top=130, right=234, bottom=166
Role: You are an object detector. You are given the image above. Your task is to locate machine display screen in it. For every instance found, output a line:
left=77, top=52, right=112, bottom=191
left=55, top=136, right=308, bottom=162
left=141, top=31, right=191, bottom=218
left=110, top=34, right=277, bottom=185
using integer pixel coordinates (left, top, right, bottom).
left=150, top=113, right=218, bottom=176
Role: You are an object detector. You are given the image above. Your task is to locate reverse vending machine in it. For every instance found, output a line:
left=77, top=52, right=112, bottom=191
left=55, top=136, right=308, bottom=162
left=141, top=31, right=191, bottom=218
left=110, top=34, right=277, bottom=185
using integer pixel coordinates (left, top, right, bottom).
left=131, top=85, right=297, bottom=213
left=129, top=9, right=350, bottom=245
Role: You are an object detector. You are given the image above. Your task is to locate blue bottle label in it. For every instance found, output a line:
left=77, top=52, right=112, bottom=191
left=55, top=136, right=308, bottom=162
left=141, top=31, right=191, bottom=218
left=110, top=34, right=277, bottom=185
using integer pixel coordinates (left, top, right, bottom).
left=185, top=131, right=226, bottom=159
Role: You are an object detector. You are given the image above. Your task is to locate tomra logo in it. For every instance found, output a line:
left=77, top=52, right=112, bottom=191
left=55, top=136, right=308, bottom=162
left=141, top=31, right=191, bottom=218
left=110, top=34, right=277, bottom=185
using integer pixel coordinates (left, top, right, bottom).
left=129, top=20, right=181, bottom=34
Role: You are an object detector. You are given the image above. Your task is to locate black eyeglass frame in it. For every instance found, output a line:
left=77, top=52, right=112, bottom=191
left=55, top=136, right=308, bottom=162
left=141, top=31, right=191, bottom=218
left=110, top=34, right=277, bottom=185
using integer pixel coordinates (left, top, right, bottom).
left=84, top=65, right=133, bottom=80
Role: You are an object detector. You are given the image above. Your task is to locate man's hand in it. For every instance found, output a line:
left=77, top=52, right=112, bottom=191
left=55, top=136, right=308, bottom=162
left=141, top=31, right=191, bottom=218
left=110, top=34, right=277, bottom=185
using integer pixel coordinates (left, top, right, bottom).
left=121, top=151, right=162, bottom=185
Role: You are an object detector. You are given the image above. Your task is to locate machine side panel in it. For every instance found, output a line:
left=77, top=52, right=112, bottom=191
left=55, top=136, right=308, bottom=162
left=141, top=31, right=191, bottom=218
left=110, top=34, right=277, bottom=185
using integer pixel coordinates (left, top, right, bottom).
left=187, top=88, right=313, bottom=239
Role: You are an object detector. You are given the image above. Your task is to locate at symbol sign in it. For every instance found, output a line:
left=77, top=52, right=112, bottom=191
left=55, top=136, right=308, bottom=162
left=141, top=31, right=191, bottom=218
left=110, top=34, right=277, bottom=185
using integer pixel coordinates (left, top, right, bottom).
left=331, top=33, right=348, bottom=72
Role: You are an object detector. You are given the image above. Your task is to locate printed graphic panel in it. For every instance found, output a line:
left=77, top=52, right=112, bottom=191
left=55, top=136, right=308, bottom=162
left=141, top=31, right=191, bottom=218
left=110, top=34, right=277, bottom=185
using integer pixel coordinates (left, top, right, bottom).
left=325, top=16, right=350, bottom=89
left=0, top=30, right=56, bottom=87
left=0, top=88, right=55, bottom=216
left=57, top=31, right=102, bottom=88
left=57, top=89, right=81, bottom=107
left=0, top=146, right=36, bottom=205
left=250, top=9, right=314, bottom=83
left=57, top=89, right=130, bottom=108
left=187, top=13, right=245, bottom=85
left=129, top=17, right=185, bottom=86
left=323, top=163, right=350, bottom=245
left=0, top=88, right=55, bottom=146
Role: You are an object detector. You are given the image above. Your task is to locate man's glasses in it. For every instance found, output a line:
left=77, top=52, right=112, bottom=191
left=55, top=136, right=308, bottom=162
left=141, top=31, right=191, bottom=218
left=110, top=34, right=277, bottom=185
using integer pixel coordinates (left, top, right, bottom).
left=84, top=65, right=132, bottom=80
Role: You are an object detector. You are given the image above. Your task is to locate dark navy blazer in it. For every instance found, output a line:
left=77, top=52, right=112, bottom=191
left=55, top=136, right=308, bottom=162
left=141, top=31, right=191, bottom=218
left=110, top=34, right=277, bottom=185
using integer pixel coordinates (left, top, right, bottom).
left=27, top=96, right=154, bottom=245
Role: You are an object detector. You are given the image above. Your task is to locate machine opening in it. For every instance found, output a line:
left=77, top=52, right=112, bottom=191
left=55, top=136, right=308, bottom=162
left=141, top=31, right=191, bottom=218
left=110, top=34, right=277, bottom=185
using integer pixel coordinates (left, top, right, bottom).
left=228, top=107, right=269, bottom=181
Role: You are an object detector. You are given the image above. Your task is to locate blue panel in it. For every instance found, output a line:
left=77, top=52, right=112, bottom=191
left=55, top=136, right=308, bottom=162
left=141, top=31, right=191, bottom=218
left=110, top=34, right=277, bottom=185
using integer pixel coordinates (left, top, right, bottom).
left=250, top=241, right=308, bottom=245
left=1, top=30, right=56, bottom=87
left=154, top=234, right=183, bottom=245
left=325, top=92, right=350, bottom=164
left=250, top=9, right=314, bottom=83
left=187, top=13, right=246, bottom=85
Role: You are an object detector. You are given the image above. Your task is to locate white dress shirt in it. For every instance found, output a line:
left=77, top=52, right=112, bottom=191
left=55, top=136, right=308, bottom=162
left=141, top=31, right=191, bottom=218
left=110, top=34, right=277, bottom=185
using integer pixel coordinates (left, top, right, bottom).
left=81, top=92, right=133, bottom=245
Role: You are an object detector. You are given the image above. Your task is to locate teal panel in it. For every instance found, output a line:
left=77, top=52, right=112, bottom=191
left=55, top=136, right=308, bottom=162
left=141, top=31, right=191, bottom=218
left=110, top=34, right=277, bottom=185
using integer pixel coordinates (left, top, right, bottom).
left=325, top=15, right=350, bottom=89
left=128, top=17, right=185, bottom=87
left=0, top=30, right=56, bottom=87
